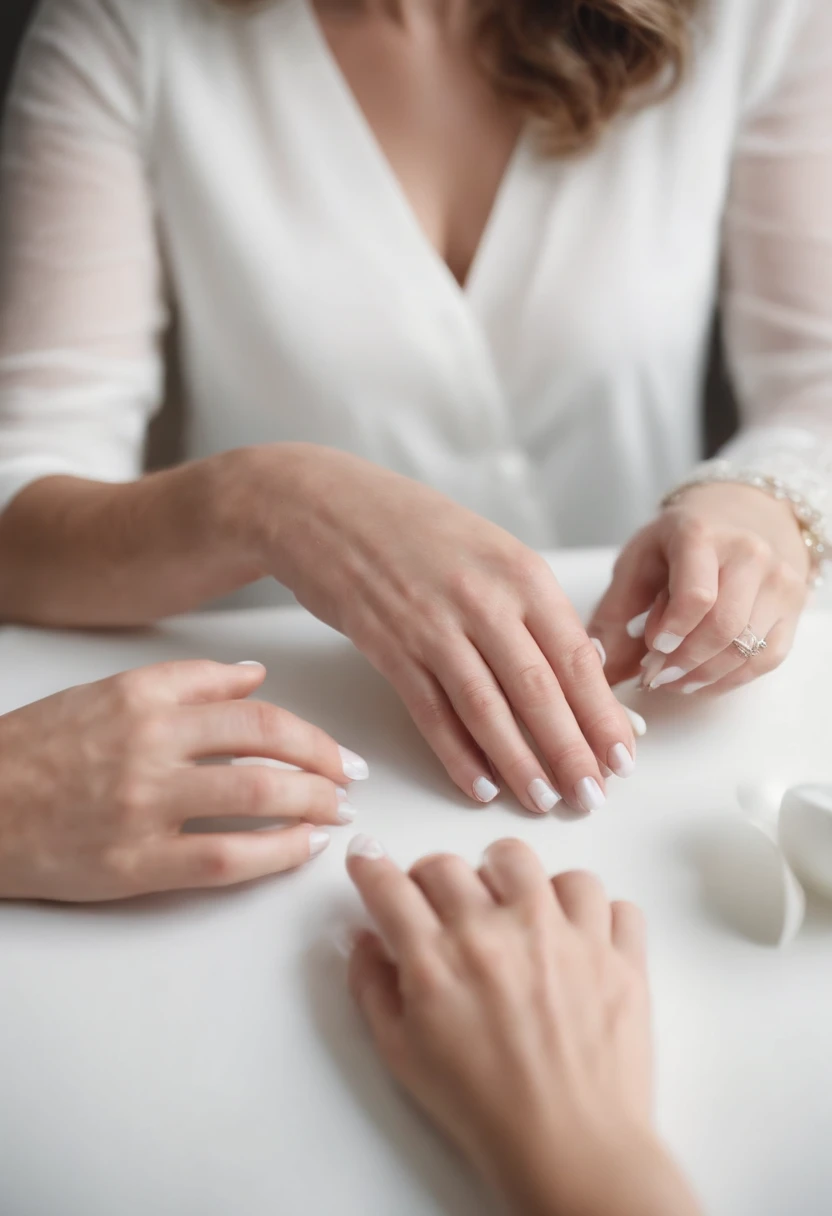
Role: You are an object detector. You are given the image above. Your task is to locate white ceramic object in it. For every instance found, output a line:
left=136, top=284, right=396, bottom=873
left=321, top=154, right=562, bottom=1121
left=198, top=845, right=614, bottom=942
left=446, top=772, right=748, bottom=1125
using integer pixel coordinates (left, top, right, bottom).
left=779, top=785, right=832, bottom=901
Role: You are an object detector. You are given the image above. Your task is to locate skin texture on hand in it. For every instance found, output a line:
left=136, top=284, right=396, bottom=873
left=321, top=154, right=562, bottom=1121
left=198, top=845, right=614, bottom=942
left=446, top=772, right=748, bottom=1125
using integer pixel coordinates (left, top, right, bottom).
left=0, top=660, right=366, bottom=902
left=589, top=482, right=809, bottom=694
left=345, top=836, right=702, bottom=1216
left=251, top=444, right=636, bottom=814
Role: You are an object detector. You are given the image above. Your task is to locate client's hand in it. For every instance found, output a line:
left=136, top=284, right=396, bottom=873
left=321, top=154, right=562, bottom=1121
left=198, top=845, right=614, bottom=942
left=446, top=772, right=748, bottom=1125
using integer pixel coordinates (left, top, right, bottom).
left=252, top=445, right=635, bottom=813
left=0, top=660, right=364, bottom=902
left=589, top=483, right=809, bottom=695
left=345, top=836, right=701, bottom=1216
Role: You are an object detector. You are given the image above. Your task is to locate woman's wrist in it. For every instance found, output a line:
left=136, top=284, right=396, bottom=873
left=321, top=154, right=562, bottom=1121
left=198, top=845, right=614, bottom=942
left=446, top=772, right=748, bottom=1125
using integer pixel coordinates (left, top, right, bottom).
left=487, top=1116, right=700, bottom=1216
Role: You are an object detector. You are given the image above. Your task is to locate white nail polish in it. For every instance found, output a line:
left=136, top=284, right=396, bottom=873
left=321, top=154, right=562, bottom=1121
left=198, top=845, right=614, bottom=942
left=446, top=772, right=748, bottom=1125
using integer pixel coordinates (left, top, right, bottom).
left=339, top=747, right=369, bottom=781
left=231, top=755, right=286, bottom=769
left=626, top=611, right=650, bottom=639
left=576, top=777, right=606, bottom=812
left=528, top=778, right=561, bottom=813
left=590, top=637, right=607, bottom=667
left=653, top=632, right=685, bottom=655
left=236, top=660, right=265, bottom=668
left=473, top=776, right=500, bottom=803
left=336, top=788, right=356, bottom=824
left=649, top=665, right=687, bottom=690
left=608, top=743, right=635, bottom=778
left=681, top=681, right=711, bottom=695
left=347, top=833, right=385, bottom=860
left=623, top=706, right=648, bottom=737
left=309, top=831, right=331, bottom=857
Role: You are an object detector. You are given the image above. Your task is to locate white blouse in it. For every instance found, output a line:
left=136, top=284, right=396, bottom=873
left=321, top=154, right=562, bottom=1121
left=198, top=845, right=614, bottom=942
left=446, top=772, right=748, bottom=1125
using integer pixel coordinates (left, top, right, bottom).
left=1, top=0, right=832, bottom=606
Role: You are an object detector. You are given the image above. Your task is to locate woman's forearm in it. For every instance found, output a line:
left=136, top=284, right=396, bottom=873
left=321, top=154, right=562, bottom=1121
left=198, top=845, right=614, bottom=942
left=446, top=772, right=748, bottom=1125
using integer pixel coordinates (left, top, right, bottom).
left=0, top=449, right=269, bottom=626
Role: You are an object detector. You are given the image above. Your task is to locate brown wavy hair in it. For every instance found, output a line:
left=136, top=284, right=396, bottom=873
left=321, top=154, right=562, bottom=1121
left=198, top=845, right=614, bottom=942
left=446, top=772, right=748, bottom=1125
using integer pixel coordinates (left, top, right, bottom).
left=219, top=0, right=700, bottom=154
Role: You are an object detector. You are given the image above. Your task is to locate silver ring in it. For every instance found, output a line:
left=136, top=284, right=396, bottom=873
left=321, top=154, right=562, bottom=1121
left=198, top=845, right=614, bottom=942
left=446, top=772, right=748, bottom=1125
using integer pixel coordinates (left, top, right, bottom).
left=731, top=626, right=768, bottom=660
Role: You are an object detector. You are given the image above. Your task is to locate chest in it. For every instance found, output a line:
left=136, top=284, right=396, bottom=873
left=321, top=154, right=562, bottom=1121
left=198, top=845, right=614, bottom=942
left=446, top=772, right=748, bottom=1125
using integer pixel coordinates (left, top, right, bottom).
left=311, top=5, right=521, bottom=287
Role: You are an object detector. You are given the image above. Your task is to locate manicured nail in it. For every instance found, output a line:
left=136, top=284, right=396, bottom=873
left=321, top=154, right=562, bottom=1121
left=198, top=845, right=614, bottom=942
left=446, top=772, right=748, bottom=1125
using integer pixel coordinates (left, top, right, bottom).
left=626, top=611, right=650, bottom=639
left=608, top=743, right=635, bottom=778
left=231, top=755, right=285, bottom=769
left=590, top=637, right=607, bottom=667
left=336, top=787, right=356, bottom=824
left=339, top=747, right=369, bottom=781
left=649, top=665, right=687, bottom=690
left=309, top=830, right=331, bottom=857
left=333, top=926, right=359, bottom=959
left=653, top=632, right=685, bottom=655
left=528, top=778, right=561, bottom=814
left=681, top=681, right=711, bottom=695
left=236, top=660, right=265, bottom=668
left=576, top=777, right=606, bottom=812
left=473, top=775, right=500, bottom=803
left=640, top=653, right=665, bottom=687
left=347, top=833, right=385, bottom=861
left=623, top=706, right=647, bottom=737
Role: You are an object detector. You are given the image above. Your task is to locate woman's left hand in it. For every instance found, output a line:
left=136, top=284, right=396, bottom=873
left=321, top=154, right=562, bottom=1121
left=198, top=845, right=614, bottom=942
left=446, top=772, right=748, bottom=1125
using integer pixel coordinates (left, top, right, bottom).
left=588, top=483, right=810, bottom=696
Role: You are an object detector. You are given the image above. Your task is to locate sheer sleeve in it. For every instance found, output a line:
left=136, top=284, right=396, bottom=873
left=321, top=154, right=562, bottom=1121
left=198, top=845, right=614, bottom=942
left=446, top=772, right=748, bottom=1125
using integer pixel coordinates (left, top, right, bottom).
left=0, top=0, right=166, bottom=513
left=680, top=0, right=832, bottom=574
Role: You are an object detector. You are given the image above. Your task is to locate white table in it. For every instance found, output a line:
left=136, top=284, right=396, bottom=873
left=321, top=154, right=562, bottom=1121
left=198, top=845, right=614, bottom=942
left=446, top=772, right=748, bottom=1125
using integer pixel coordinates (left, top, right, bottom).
left=1, top=550, right=831, bottom=1216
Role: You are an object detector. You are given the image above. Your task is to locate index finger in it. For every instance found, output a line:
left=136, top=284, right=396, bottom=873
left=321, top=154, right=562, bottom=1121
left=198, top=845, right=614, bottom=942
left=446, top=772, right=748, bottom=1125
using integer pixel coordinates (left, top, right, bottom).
left=346, top=835, right=441, bottom=960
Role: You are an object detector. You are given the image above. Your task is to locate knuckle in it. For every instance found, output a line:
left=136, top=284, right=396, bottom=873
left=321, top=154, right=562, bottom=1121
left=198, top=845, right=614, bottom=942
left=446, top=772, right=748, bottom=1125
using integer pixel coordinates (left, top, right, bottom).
left=545, top=741, right=596, bottom=782
left=245, top=700, right=286, bottom=747
left=510, top=549, right=552, bottom=597
left=457, top=674, right=504, bottom=725
left=512, top=662, right=556, bottom=711
left=109, top=669, right=153, bottom=716
left=112, top=769, right=152, bottom=820
left=458, top=926, right=505, bottom=980
left=446, top=565, right=491, bottom=615
left=559, top=638, right=602, bottom=686
left=241, top=766, right=279, bottom=816
left=677, top=515, right=709, bottom=544
left=708, top=603, right=748, bottom=644
left=679, top=585, right=717, bottom=615
left=410, top=852, right=467, bottom=888
left=771, top=560, right=806, bottom=600
left=486, top=837, right=532, bottom=867
left=196, top=840, right=238, bottom=885
left=408, top=687, right=450, bottom=732
left=736, top=533, right=771, bottom=566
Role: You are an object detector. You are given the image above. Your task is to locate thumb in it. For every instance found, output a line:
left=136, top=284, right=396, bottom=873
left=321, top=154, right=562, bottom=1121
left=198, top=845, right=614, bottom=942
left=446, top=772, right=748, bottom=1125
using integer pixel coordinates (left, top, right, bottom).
left=117, top=658, right=268, bottom=706
left=588, top=544, right=666, bottom=686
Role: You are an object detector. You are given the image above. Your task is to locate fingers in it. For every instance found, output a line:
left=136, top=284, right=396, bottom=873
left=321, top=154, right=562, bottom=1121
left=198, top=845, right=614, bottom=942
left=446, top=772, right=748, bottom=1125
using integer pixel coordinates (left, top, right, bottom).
left=647, top=520, right=720, bottom=651
left=551, top=871, right=611, bottom=939
left=428, top=637, right=564, bottom=815
left=348, top=931, right=403, bottom=1032
left=587, top=541, right=667, bottom=686
left=158, top=822, right=332, bottom=890
left=704, top=615, right=799, bottom=695
left=526, top=608, right=636, bottom=800
left=108, top=659, right=267, bottom=707
left=388, top=662, right=501, bottom=806
left=170, top=699, right=358, bottom=784
left=479, top=838, right=553, bottom=905
left=346, top=836, right=441, bottom=959
left=611, top=900, right=647, bottom=965
left=163, top=765, right=354, bottom=827
left=409, top=853, right=494, bottom=921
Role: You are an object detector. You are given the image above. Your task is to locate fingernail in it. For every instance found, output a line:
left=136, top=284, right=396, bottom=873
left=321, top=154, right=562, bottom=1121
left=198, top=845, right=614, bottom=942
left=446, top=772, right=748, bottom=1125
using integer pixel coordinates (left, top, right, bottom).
left=681, top=681, right=711, bottom=695
left=473, top=775, right=500, bottom=803
left=640, top=653, right=665, bottom=687
left=590, top=636, right=607, bottom=667
left=623, top=706, right=647, bottom=737
left=236, top=660, right=266, bottom=668
left=528, top=778, right=561, bottom=813
left=339, top=747, right=369, bottom=781
left=649, top=665, right=687, bottom=690
left=626, top=611, right=650, bottom=639
left=600, top=763, right=613, bottom=778
left=608, top=743, right=635, bottom=778
left=333, top=926, right=359, bottom=959
left=336, top=787, right=356, bottom=824
left=347, top=833, right=385, bottom=860
left=231, top=755, right=286, bottom=769
left=653, top=632, right=685, bottom=655
left=575, top=777, right=606, bottom=812
left=309, top=830, right=331, bottom=857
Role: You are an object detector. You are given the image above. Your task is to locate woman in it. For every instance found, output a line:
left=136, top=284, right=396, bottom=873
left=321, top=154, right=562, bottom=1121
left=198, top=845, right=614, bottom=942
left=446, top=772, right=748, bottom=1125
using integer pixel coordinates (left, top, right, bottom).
left=0, top=0, right=829, bottom=817
left=0, top=660, right=367, bottom=900
left=345, top=834, right=703, bottom=1215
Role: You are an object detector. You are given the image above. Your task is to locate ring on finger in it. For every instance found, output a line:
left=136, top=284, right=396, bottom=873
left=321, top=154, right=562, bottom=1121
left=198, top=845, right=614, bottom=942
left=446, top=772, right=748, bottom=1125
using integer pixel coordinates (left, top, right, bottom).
left=731, top=626, right=768, bottom=660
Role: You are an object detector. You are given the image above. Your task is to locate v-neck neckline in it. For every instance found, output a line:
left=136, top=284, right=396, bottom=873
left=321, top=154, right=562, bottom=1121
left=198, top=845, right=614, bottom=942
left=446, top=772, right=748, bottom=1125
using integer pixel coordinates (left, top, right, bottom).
left=294, top=0, right=529, bottom=305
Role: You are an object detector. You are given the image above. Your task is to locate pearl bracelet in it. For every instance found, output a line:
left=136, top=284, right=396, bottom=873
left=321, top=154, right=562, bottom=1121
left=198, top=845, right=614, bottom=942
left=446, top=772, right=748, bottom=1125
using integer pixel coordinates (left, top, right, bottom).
left=661, top=466, right=830, bottom=588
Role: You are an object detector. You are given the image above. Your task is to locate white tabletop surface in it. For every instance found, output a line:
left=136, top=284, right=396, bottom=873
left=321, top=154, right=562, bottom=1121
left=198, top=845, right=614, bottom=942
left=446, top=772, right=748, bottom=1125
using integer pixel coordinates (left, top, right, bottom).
left=1, top=549, right=832, bottom=1216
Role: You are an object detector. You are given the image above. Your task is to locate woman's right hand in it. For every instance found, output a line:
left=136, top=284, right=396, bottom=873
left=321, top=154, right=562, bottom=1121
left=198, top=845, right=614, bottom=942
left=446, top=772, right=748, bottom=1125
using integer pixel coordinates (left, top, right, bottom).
left=254, top=445, right=635, bottom=814
left=0, top=660, right=364, bottom=902
left=346, top=836, right=701, bottom=1216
